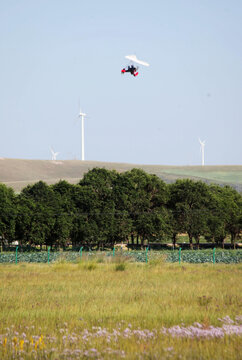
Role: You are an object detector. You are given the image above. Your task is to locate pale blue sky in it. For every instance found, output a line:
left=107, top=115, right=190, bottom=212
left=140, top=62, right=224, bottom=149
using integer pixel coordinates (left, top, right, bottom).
left=0, top=0, right=241, bottom=165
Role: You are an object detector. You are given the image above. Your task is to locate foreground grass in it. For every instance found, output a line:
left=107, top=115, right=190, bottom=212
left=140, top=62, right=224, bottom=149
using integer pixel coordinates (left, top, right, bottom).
left=0, top=262, right=241, bottom=359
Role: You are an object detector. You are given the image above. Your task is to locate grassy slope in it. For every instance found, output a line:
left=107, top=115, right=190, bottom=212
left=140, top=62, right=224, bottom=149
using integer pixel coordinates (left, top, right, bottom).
left=0, top=262, right=241, bottom=359
left=0, top=158, right=241, bottom=192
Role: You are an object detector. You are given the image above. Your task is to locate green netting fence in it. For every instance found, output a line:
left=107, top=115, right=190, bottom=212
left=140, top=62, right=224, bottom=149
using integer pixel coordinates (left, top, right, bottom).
left=0, top=249, right=241, bottom=264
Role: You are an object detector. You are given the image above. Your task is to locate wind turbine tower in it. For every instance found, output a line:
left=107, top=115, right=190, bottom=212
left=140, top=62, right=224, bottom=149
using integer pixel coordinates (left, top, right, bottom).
left=50, top=147, right=59, bottom=161
left=199, top=139, right=205, bottom=166
left=79, top=108, right=87, bottom=161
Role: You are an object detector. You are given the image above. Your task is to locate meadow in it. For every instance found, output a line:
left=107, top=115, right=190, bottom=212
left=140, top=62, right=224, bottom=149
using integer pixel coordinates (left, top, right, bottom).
left=0, top=260, right=241, bottom=359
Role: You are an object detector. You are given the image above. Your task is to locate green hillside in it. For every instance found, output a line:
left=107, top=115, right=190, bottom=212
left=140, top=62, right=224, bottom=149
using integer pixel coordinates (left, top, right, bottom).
left=160, top=166, right=242, bottom=184
left=0, top=158, right=241, bottom=192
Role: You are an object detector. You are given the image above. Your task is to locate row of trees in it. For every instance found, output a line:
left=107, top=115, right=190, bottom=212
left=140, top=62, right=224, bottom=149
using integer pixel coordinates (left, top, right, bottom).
left=0, top=168, right=241, bottom=249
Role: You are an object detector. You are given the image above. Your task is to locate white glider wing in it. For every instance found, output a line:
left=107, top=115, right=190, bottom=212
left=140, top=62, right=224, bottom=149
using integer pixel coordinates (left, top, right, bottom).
left=125, top=55, right=150, bottom=67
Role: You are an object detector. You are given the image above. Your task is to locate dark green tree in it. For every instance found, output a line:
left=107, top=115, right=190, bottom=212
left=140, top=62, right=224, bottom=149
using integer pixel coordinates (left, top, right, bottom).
left=218, top=186, right=241, bottom=247
left=51, top=181, right=76, bottom=249
left=15, top=195, right=36, bottom=246
left=0, top=183, right=16, bottom=247
left=168, top=180, right=211, bottom=249
left=205, top=184, right=229, bottom=247
left=207, top=185, right=242, bottom=248
left=78, top=169, right=119, bottom=248
left=19, top=181, right=57, bottom=248
left=115, top=169, right=169, bottom=247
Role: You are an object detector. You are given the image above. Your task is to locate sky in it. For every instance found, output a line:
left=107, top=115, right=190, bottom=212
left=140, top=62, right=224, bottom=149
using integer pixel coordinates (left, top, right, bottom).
left=0, top=0, right=242, bottom=165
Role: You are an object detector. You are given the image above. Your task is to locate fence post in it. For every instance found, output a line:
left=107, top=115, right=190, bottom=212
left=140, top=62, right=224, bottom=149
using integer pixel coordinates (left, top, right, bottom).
left=15, top=246, right=18, bottom=264
left=179, top=247, right=181, bottom=264
left=113, top=247, right=115, bottom=257
left=47, top=246, right=50, bottom=264
left=213, top=248, right=216, bottom=264
left=145, top=246, right=149, bottom=263
left=79, top=246, right=83, bottom=260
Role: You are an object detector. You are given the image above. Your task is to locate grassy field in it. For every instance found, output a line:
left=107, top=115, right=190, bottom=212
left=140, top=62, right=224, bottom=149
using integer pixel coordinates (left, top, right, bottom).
left=0, top=261, right=241, bottom=359
left=161, top=166, right=242, bottom=185
left=0, top=158, right=241, bottom=192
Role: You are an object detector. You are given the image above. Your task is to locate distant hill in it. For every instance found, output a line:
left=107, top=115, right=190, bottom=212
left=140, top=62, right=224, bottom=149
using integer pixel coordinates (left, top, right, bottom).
left=0, top=158, right=241, bottom=192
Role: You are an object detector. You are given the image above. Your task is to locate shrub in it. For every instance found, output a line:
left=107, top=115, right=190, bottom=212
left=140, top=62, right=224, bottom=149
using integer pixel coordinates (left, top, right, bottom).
left=83, top=262, right=97, bottom=271
left=115, top=263, right=126, bottom=271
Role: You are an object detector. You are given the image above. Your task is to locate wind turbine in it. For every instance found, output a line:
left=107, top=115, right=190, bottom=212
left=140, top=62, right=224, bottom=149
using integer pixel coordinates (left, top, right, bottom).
left=78, top=106, right=87, bottom=161
left=50, top=147, right=59, bottom=161
left=198, top=138, right=205, bottom=166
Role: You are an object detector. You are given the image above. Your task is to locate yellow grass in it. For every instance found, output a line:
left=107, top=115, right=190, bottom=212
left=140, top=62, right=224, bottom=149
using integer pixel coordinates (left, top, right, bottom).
left=0, top=262, right=241, bottom=359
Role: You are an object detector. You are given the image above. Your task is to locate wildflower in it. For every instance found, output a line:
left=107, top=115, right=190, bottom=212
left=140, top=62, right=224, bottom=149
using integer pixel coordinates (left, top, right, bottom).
left=3, top=337, right=7, bottom=347
left=193, top=322, right=203, bottom=328
left=39, top=341, right=45, bottom=350
left=19, top=340, right=24, bottom=350
left=235, top=316, right=242, bottom=324
left=36, top=335, right=45, bottom=350
left=223, top=324, right=242, bottom=336
left=166, top=347, right=174, bottom=352
left=12, top=336, right=18, bottom=346
left=218, top=315, right=234, bottom=325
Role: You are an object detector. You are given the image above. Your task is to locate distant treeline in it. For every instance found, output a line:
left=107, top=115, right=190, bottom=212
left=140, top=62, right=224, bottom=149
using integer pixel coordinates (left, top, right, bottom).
left=0, top=168, right=241, bottom=250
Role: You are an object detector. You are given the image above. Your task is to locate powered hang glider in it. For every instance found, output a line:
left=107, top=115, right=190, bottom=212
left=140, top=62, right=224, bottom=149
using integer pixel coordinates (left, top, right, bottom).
left=121, top=55, right=150, bottom=77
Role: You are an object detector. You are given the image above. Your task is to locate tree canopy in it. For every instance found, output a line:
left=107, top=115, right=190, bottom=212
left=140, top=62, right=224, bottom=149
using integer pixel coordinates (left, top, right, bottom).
left=0, top=168, right=241, bottom=249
